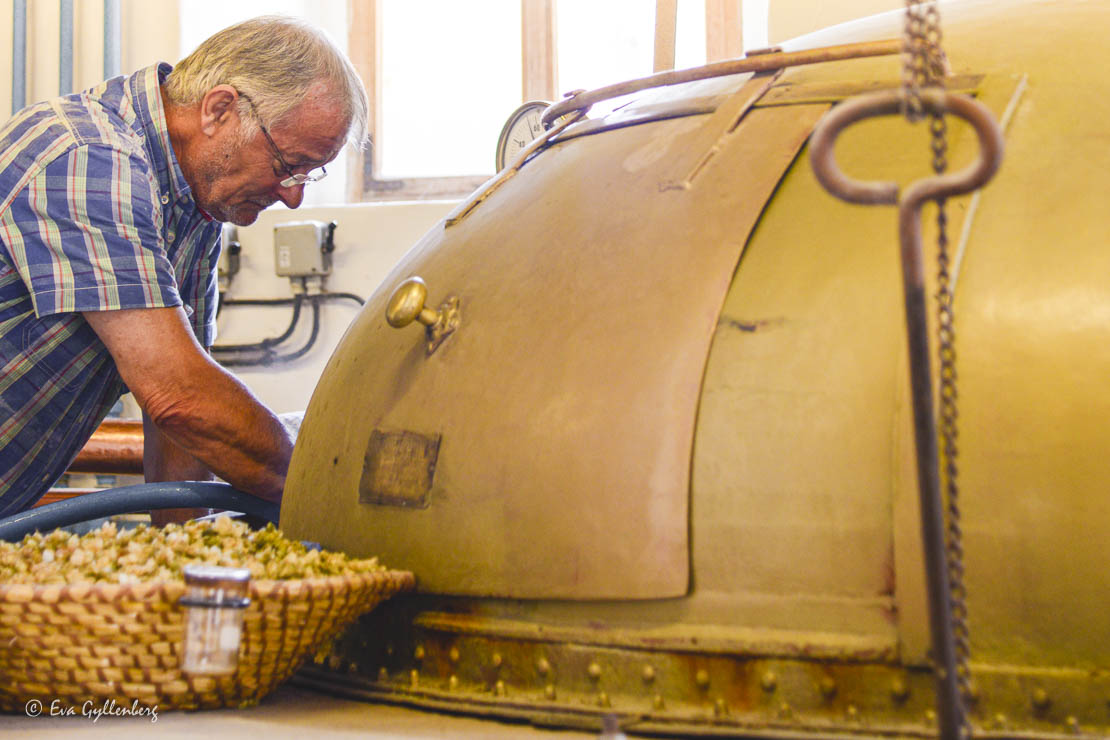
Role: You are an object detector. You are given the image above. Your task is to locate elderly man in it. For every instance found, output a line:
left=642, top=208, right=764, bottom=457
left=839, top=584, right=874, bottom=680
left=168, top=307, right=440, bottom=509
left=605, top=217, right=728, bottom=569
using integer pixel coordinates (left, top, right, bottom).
left=0, top=16, right=367, bottom=516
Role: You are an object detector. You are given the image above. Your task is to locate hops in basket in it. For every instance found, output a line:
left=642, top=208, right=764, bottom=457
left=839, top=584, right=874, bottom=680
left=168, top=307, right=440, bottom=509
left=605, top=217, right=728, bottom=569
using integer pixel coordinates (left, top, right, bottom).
left=0, top=516, right=413, bottom=712
left=0, top=516, right=385, bottom=584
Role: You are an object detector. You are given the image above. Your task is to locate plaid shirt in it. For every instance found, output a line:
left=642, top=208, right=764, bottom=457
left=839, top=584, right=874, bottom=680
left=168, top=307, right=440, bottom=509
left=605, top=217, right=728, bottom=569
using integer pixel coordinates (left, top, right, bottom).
left=0, top=63, right=222, bottom=515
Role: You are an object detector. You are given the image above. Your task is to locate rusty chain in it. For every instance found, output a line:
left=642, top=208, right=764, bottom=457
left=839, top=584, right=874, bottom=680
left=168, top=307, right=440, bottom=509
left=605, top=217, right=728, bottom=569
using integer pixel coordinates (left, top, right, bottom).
left=904, top=2, right=973, bottom=738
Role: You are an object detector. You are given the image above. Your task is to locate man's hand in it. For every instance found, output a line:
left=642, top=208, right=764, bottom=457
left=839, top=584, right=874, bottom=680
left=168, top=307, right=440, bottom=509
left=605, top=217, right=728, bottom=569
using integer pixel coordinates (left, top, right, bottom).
left=83, top=306, right=292, bottom=502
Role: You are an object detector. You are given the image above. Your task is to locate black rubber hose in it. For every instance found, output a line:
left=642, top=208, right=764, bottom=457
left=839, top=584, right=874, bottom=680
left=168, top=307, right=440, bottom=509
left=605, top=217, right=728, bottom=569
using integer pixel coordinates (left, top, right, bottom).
left=0, top=482, right=279, bottom=542
left=217, top=298, right=321, bottom=367
left=220, top=297, right=299, bottom=306
left=220, top=292, right=364, bottom=307
left=272, top=297, right=321, bottom=362
left=317, top=291, right=365, bottom=306
left=212, top=294, right=305, bottom=353
left=217, top=295, right=296, bottom=319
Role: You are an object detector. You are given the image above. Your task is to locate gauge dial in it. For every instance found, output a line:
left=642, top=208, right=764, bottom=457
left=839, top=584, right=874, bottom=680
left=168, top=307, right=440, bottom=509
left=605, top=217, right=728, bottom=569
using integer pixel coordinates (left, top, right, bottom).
left=495, top=100, right=552, bottom=171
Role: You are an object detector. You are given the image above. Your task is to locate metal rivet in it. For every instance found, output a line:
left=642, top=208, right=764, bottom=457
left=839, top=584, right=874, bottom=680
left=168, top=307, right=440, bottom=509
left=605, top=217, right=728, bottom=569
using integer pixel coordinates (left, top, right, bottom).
left=966, top=680, right=980, bottom=704
left=761, top=670, right=777, bottom=693
left=544, top=684, right=556, bottom=700
left=537, top=658, right=551, bottom=676
left=819, top=677, right=837, bottom=700
left=491, top=653, right=503, bottom=669
left=924, top=709, right=937, bottom=725
left=1066, top=716, right=1080, bottom=733
left=588, top=662, right=603, bottom=680
left=891, top=677, right=909, bottom=702
left=713, top=698, right=727, bottom=717
left=449, top=647, right=460, bottom=663
left=1032, top=687, right=1051, bottom=711
left=846, top=705, right=859, bottom=721
left=695, top=669, right=710, bottom=689
left=448, top=675, right=459, bottom=690
left=346, top=661, right=359, bottom=674
left=598, top=692, right=611, bottom=708
left=413, top=644, right=425, bottom=661
left=642, top=665, right=656, bottom=683
left=409, top=669, right=419, bottom=687
left=652, top=694, right=665, bottom=711
left=494, top=680, right=506, bottom=696
left=993, top=713, right=1008, bottom=729
left=385, top=643, right=395, bottom=657
left=377, top=666, right=388, bottom=681
left=778, top=702, right=793, bottom=719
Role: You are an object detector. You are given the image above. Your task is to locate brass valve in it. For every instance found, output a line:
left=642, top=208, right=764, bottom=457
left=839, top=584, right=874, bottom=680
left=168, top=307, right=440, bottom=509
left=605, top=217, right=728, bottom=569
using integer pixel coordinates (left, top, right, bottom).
left=386, top=276, right=439, bottom=328
left=385, top=276, right=460, bottom=353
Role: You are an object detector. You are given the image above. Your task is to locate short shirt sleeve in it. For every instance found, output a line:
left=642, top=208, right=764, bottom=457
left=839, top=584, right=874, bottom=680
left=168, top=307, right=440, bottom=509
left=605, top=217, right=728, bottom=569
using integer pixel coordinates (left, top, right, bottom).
left=1, top=143, right=183, bottom=317
left=176, top=220, right=222, bottom=349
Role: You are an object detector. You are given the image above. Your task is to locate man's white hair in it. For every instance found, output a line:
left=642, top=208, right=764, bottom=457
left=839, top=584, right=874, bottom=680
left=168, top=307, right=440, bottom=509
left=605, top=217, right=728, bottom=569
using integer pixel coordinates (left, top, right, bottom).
left=164, top=15, right=368, bottom=149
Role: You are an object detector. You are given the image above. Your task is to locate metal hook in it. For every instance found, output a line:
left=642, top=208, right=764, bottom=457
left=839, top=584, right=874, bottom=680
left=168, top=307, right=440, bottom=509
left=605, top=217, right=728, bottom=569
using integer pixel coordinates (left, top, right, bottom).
left=810, top=89, right=1003, bottom=206
left=809, top=88, right=1003, bottom=740
left=810, top=89, right=1003, bottom=293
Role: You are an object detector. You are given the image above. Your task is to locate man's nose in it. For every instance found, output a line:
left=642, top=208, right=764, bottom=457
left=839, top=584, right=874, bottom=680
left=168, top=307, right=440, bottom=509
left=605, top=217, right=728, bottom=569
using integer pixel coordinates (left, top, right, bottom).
left=275, top=182, right=305, bottom=209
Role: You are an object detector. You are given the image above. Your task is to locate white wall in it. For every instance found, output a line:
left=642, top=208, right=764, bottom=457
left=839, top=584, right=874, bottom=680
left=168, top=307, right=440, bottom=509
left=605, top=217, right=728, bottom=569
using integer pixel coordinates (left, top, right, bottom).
left=217, top=201, right=457, bottom=413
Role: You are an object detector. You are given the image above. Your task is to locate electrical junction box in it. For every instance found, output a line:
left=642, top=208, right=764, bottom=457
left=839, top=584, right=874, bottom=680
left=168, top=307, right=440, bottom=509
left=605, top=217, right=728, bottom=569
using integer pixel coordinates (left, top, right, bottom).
left=273, top=220, right=336, bottom=278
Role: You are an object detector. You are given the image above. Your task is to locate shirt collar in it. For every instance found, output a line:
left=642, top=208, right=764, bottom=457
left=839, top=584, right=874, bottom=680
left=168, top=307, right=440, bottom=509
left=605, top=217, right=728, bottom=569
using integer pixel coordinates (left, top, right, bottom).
left=129, top=62, right=194, bottom=209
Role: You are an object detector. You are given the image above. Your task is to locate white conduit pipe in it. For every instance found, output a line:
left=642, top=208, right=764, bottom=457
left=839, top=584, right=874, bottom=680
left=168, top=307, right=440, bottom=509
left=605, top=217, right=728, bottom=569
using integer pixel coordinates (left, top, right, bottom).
left=12, top=0, right=27, bottom=114
left=103, top=0, right=121, bottom=79
left=59, top=0, right=75, bottom=95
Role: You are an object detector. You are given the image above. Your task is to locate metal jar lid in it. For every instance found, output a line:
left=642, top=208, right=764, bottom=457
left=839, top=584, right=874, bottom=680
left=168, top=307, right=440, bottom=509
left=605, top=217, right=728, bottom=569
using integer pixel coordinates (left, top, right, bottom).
left=181, top=564, right=252, bottom=608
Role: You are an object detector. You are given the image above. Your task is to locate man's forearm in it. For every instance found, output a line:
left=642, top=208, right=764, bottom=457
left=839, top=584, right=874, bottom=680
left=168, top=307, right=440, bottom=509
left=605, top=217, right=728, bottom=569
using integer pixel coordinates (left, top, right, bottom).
left=142, top=410, right=216, bottom=526
left=84, top=307, right=293, bottom=503
left=144, top=368, right=293, bottom=502
left=142, top=411, right=213, bottom=483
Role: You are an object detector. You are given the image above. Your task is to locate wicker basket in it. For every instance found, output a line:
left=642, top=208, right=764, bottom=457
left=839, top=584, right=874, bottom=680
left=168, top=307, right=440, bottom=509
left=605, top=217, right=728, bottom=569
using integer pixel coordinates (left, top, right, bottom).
left=0, top=569, right=413, bottom=712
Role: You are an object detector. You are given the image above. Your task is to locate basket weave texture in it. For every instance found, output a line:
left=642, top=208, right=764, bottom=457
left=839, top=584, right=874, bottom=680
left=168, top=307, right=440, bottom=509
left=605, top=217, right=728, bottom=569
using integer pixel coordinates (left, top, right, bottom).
left=0, top=569, right=413, bottom=711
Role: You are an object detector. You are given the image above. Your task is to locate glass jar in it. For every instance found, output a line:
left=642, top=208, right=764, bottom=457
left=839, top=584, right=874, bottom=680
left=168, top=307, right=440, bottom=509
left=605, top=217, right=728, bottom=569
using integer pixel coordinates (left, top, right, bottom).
left=179, top=564, right=251, bottom=675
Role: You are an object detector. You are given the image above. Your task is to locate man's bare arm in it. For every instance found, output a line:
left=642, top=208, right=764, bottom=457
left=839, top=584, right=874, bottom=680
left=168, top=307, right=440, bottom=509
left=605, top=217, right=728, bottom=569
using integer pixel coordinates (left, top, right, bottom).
left=83, top=306, right=292, bottom=502
left=142, top=411, right=214, bottom=525
left=142, top=411, right=212, bottom=482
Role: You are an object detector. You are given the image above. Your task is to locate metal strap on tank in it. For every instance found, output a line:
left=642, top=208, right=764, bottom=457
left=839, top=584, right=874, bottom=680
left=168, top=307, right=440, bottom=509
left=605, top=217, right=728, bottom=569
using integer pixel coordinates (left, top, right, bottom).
left=541, top=39, right=901, bottom=129
left=809, top=88, right=1003, bottom=740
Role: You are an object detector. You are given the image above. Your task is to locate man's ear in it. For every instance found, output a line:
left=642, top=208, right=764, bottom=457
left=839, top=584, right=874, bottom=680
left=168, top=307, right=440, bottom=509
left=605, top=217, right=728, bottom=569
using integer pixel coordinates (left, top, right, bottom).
left=198, top=85, right=241, bottom=137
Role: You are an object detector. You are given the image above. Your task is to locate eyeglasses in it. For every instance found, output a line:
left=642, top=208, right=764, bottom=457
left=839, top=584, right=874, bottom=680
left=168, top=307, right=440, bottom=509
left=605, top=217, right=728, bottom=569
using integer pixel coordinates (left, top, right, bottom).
left=237, top=92, right=327, bottom=188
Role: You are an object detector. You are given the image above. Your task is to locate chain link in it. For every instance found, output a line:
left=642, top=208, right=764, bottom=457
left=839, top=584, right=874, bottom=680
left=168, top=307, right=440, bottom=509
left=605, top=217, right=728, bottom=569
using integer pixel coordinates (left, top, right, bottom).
left=903, top=2, right=972, bottom=738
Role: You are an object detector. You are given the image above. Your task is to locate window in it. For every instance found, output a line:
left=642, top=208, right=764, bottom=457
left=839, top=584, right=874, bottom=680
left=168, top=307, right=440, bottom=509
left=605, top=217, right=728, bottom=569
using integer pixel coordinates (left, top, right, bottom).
left=556, top=2, right=654, bottom=95
left=352, top=0, right=758, bottom=202
left=377, top=0, right=521, bottom=179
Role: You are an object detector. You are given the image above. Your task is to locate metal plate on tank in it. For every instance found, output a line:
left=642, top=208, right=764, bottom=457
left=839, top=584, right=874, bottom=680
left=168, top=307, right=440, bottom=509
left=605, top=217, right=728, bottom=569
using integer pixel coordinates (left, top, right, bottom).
left=359, top=429, right=441, bottom=509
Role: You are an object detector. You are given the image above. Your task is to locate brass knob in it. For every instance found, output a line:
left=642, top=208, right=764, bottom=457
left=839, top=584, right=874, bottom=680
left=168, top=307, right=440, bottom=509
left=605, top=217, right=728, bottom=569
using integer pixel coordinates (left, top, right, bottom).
left=386, top=276, right=440, bottom=329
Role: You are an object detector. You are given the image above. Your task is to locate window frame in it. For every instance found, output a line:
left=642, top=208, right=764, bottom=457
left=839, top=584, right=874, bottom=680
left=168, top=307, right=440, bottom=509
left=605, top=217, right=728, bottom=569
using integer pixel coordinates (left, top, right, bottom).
left=346, top=0, right=742, bottom=202
left=346, top=0, right=557, bottom=202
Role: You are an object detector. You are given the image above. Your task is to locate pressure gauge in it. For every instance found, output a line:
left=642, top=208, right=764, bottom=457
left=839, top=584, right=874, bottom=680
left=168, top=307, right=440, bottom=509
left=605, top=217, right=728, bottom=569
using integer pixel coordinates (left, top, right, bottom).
left=495, top=100, right=552, bottom=171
